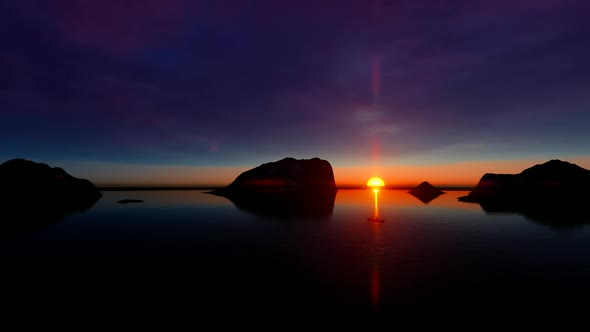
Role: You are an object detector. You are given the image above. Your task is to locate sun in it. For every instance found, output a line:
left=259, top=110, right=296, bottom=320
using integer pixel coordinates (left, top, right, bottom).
left=367, top=177, right=385, bottom=188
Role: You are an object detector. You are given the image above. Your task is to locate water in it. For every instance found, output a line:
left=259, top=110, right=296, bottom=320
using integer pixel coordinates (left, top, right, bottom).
left=3, top=189, right=590, bottom=319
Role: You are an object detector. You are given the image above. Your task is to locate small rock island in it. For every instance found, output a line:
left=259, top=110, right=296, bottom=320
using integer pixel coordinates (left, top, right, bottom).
left=210, top=157, right=337, bottom=216
left=0, top=158, right=102, bottom=231
left=408, top=181, right=445, bottom=203
left=118, top=199, right=144, bottom=204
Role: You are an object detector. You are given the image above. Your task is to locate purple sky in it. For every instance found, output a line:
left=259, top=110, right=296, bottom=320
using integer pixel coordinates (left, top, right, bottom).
left=1, top=0, right=589, bottom=185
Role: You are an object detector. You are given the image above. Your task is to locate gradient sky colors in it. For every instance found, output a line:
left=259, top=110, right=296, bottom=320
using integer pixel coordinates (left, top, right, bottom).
left=2, top=0, right=589, bottom=186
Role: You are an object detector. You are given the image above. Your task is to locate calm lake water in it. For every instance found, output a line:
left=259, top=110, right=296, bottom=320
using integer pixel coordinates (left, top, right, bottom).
left=3, top=189, right=590, bottom=319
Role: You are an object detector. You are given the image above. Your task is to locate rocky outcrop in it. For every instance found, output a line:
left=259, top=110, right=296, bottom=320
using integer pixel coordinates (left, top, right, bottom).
left=458, top=160, right=590, bottom=227
left=209, top=157, right=337, bottom=217
left=458, top=160, right=590, bottom=203
left=408, top=181, right=445, bottom=204
left=0, top=158, right=102, bottom=232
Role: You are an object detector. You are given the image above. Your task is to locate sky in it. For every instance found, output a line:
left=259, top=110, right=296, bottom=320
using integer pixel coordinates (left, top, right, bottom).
left=1, top=0, right=589, bottom=186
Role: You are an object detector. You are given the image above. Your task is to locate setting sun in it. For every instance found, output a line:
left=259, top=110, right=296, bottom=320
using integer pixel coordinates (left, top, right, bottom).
left=367, top=177, right=385, bottom=188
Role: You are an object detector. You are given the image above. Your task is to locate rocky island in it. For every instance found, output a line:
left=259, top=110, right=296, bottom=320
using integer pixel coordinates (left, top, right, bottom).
left=209, top=157, right=337, bottom=217
left=458, top=159, right=590, bottom=226
left=0, top=158, right=102, bottom=232
left=459, top=159, right=590, bottom=203
left=408, top=181, right=445, bottom=203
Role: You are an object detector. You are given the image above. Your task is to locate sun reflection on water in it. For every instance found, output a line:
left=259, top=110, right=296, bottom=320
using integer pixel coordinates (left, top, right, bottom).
left=368, top=188, right=384, bottom=223
left=367, top=187, right=385, bottom=309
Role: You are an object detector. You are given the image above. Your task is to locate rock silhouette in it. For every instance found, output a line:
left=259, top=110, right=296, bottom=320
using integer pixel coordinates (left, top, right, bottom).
left=209, top=157, right=336, bottom=217
left=118, top=199, right=144, bottom=204
left=0, top=158, right=102, bottom=234
left=458, top=159, right=590, bottom=227
left=408, top=181, right=445, bottom=204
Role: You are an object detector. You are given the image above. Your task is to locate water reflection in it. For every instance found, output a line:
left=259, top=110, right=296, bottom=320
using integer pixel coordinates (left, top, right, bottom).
left=4, top=189, right=590, bottom=316
left=408, top=191, right=443, bottom=204
left=0, top=199, right=100, bottom=237
left=477, top=200, right=590, bottom=229
left=367, top=189, right=384, bottom=223
left=368, top=188, right=384, bottom=309
left=211, top=190, right=336, bottom=218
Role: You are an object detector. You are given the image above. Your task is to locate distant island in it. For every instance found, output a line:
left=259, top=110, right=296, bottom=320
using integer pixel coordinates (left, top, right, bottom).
left=0, top=158, right=102, bottom=232
left=408, top=181, right=445, bottom=204
left=209, top=157, right=337, bottom=217
left=118, top=199, right=144, bottom=204
left=458, top=159, right=590, bottom=226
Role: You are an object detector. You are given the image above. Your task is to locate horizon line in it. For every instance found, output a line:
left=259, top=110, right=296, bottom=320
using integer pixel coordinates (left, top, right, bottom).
left=97, top=185, right=476, bottom=191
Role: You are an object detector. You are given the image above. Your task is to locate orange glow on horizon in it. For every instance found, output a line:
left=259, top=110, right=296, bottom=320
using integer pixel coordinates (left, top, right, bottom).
left=336, top=157, right=590, bottom=187
left=74, top=157, right=590, bottom=187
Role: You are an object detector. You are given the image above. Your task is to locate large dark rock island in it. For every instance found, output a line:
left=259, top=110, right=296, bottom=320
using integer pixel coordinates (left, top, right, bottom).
left=0, top=158, right=102, bottom=232
left=408, top=181, right=445, bottom=204
left=209, top=157, right=337, bottom=217
left=458, top=159, right=590, bottom=227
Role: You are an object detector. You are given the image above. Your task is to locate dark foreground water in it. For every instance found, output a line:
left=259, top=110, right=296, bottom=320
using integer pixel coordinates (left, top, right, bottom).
left=3, top=189, right=590, bottom=321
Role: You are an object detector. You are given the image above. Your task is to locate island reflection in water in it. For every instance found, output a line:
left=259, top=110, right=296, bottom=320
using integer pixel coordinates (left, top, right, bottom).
left=2, top=189, right=590, bottom=316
